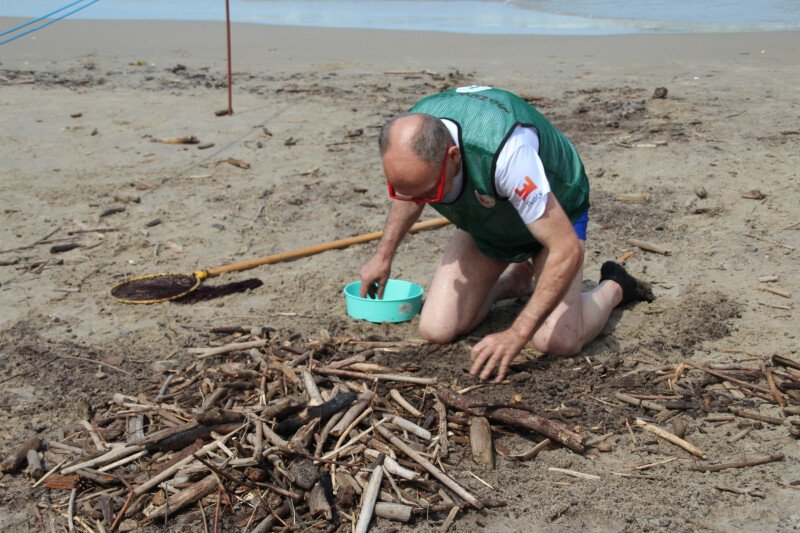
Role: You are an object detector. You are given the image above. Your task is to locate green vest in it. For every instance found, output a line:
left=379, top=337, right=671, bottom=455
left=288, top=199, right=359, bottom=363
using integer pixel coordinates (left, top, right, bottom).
left=410, top=87, right=590, bottom=262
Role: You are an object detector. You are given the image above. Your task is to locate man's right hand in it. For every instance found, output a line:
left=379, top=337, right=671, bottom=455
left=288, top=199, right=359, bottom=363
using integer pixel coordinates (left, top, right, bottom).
left=359, top=254, right=392, bottom=299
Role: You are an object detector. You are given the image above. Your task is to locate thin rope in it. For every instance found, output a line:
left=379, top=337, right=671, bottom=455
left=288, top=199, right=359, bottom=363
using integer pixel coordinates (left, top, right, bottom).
left=0, top=0, right=90, bottom=38
left=0, top=0, right=102, bottom=47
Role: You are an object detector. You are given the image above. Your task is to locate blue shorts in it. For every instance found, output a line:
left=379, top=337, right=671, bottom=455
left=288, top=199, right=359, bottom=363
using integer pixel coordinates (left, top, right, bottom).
left=572, top=210, right=589, bottom=241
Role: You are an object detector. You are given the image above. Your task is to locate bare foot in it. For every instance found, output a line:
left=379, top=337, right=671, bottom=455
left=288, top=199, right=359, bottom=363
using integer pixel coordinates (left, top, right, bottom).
left=496, top=260, right=534, bottom=301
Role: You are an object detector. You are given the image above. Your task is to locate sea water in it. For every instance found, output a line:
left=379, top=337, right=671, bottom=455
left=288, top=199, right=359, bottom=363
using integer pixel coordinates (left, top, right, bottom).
left=2, top=0, right=799, bottom=35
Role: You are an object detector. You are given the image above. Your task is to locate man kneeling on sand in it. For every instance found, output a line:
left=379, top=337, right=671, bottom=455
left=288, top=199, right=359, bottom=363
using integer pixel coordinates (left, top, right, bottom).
left=359, top=85, right=653, bottom=382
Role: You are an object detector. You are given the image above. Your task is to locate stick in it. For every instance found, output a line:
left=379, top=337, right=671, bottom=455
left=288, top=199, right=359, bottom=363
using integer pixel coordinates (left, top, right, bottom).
left=615, top=392, right=666, bottom=412
left=364, top=450, right=418, bottom=481
left=389, top=389, right=422, bottom=417
left=144, top=473, right=218, bottom=520
left=322, top=412, right=380, bottom=461
left=685, top=363, right=773, bottom=395
left=133, top=426, right=240, bottom=495
left=31, top=459, right=67, bottom=489
left=727, top=425, right=754, bottom=444
left=729, top=408, right=784, bottom=426
left=1, top=435, right=40, bottom=473
left=355, top=456, right=384, bottom=533
left=635, top=457, right=677, bottom=470
left=110, top=492, right=133, bottom=531
left=434, top=398, right=449, bottom=459
left=436, top=388, right=584, bottom=453
left=26, top=450, right=43, bottom=480
left=765, top=369, right=786, bottom=407
left=80, top=420, right=108, bottom=451
left=469, top=417, right=494, bottom=469
left=62, top=445, right=146, bottom=475
left=386, top=415, right=431, bottom=440
left=693, top=453, right=784, bottom=473
left=67, top=488, right=77, bottom=532
left=376, top=425, right=483, bottom=509
left=615, top=193, right=651, bottom=202
left=331, top=391, right=373, bottom=437
left=634, top=419, right=705, bottom=458
left=626, top=239, right=672, bottom=255
left=189, top=339, right=268, bottom=359
left=744, top=233, right=795, bottom=250
left=508, top=438, right=552, bottom=460
left=327, top=354, right=366, bottom=369
left=302, top=370, right=324, bottom=406
left=98, top=450, right=149, bottom=472
left=440, top=506, right=460, bottom=533
left=374, top=502, right=413, bottom=523
left=0, top=226, right=61, bottom=254
left=547, top=467, right=600, bottom=480
left=773, top=355, right=800, bottom=371
left=715, top=485, right=765, bottom=498
left=314, top=367, right=437, bottom=385
left=758, top=286, right=792, bottom=299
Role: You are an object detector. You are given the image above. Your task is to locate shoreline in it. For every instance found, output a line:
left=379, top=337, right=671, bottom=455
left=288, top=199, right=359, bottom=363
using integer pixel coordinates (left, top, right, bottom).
left=1, top=18, right=799, bottom=70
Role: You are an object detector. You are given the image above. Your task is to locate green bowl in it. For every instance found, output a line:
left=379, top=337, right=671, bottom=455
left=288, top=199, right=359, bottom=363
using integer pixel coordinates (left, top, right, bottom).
left=343, top=279, right=424, bottom=323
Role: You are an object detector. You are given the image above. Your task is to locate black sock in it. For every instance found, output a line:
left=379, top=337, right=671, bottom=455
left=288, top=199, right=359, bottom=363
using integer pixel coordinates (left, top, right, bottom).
left=599, top=261, right=655, bottom=307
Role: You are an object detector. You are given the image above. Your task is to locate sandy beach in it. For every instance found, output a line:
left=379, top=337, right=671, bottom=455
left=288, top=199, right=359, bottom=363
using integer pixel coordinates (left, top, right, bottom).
left=1, top=18, right=799, bottom=531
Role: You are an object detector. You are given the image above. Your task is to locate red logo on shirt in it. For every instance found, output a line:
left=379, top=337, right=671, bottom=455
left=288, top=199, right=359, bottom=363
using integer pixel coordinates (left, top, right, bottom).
left=514, top=176, right=538, bottom=201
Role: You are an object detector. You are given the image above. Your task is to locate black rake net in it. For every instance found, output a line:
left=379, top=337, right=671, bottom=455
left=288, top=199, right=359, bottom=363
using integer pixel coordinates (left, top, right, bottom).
left=110, top=273, right=201, bottom=303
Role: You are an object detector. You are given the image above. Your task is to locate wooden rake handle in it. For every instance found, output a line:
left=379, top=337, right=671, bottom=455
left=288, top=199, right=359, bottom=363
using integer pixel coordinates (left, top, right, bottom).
left=204, top=217, right=450, bottom=278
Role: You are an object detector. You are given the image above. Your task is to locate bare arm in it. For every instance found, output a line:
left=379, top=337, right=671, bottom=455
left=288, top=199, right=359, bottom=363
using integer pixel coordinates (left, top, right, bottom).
left=359, top=200, right=425, bottom=298
left=470, top=194, right=583, bottom=381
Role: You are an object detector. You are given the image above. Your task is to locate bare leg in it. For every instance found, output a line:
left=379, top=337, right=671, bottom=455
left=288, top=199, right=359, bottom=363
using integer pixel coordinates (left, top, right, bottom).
left=418, top=229, right=509, bottom=343
left=530, top=242, right=623, bottom=356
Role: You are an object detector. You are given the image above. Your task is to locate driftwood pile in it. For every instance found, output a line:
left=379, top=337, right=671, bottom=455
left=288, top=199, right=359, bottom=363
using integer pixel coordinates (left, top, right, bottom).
left=11, top=328, right=585, bottom=532
left=5, top=328, right=799, bottom=532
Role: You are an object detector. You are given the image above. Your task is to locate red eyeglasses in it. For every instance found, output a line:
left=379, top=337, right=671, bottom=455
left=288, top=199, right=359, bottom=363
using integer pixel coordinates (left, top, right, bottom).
left=387, top=150, right=448, bottom=204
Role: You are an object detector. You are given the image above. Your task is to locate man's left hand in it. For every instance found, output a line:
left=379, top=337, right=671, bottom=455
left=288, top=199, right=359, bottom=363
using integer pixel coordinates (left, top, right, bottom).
left=469, top=328, right=529, bottom=382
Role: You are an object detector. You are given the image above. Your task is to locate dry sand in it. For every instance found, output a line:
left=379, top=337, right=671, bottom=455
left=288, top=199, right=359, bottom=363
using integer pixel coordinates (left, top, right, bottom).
left=1, top=18, right=799, bottom=532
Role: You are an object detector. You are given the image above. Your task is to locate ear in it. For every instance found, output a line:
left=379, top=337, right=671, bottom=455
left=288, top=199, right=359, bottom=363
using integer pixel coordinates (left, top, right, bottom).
left=446, top=144, right=460, bottom=162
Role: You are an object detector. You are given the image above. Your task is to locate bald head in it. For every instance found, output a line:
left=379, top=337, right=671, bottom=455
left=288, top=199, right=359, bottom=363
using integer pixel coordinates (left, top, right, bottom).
left=378, top=113, right=453, bottom=165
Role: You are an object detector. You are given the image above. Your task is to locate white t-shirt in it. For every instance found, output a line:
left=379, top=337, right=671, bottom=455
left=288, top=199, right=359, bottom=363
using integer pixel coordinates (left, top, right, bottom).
left=441, top=120, right=551, bottom=224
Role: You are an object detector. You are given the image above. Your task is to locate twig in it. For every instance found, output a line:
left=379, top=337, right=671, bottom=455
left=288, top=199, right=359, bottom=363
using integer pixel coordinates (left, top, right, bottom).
left=67, top=488, right=77, bottom=532
left=626, top=239, right=672, bottom=255
left=684, top=363, right=773, bottom=395
left=376, top=425, right=483, bottom=509
left=547, top=467, right=600, bottom=480
left=693, top=453, right=784, bottom=473
left=758, top=286, right=792, bottom=299
left=635, top=457, right=677, bottom=470
left=355, top=456, right=384, bottom=533
left=715, top=485, right=765, bottom=498
left=729, top=408, right=784, bottom=426
left=0, top=226, right=61, bottom=254
left=133, top=426, right=241, bottom=495
left=385, top=415, right=431, bottom=440
left=189, top=339, right=268, bottom=359
left=615, top=392, right=666, bottom=412
left=440, top=506, right=460, bottom=533
left=744, top=233, right=795, bottom=250
left=727, top=425, right=754, bottom=443
left=467, top=470, right=496, bottom=490
left=389, top=389, right=422, bottom=417
left=110, top=492, right=133, bottom=531
left=314, top=367, right=437, bottom=385
left=634, top=418, right=705, bottom=458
